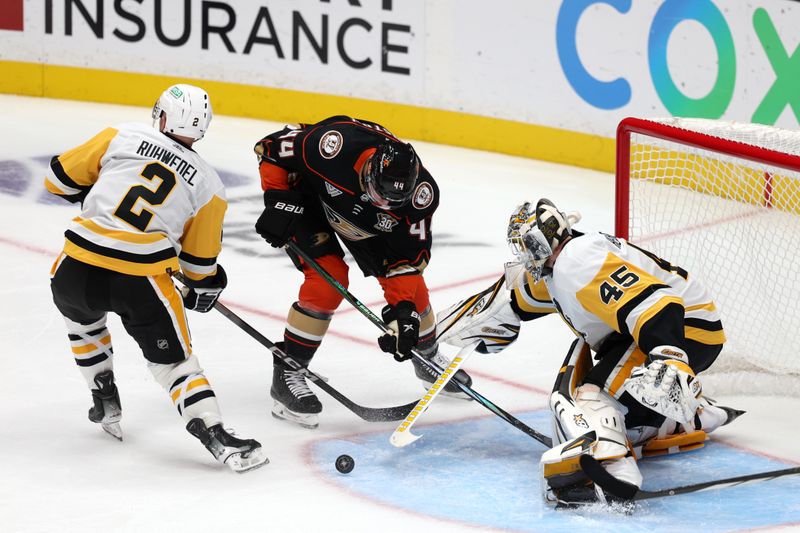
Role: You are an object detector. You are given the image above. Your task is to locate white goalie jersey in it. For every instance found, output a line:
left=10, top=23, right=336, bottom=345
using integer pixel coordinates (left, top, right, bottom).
left=544, top=232, right=724, bottom=353
left=44, top=122, right=227, bottom=282
left=438, top=232, right=724, bottom=359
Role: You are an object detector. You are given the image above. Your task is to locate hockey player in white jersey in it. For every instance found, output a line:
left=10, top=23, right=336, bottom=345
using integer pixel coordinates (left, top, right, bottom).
left=46, top=84, right=267, bottom=473
left=436, top=198, right=743, bottom=506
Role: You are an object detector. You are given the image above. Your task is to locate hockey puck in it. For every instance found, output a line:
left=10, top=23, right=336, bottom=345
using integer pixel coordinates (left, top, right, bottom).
left=335, top=454, right=355, bottom=474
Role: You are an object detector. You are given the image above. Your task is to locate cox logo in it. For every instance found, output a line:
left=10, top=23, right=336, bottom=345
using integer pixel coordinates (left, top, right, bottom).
left=556, top=0, right=799, bottom=123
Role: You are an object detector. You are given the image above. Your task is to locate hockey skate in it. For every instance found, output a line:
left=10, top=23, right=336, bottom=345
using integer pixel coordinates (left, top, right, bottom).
left=186, top=418, right=268, bottom=473
left=271, top=360, right=323, bottom=429
left=413, top=351, right=473, bottom=400
left=88, top=370, right=123, bottom=441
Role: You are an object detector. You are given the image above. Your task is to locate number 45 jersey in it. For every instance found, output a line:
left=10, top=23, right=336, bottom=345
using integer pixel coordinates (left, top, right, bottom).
left=44, top=122, right=226, bottom=282
left=541, top=232, right=725, bottom=355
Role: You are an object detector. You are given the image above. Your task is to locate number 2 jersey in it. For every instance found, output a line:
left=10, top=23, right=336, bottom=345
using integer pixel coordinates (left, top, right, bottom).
left=44, top=122, right=226, bottom=283
left=511, top=232, right=725, bottom=357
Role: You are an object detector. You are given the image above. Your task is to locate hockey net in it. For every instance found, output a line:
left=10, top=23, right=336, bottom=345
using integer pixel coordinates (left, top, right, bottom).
left=616, top=117, right=800, bottom=395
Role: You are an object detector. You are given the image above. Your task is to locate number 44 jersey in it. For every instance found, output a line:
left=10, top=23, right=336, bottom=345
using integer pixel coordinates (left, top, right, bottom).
left=44, top=122, right=226, bottom=281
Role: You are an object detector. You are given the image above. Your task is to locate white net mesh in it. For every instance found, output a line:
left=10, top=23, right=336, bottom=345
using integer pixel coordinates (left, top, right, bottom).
left=623, top=118, right=800, bottom=394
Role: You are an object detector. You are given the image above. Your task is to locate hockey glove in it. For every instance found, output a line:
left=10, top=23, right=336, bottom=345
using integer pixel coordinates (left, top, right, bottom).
left=378, top=301, right=420, bottom=362
left=622, top=345, right=702, bottom=424
left=181, top=265, right=227, bottom=313
left=255, top=189, right=304, bottom=248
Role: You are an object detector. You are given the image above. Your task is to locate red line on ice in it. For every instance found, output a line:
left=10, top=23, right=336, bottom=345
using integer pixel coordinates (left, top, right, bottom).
left=0, top=236, right=56, bottom=257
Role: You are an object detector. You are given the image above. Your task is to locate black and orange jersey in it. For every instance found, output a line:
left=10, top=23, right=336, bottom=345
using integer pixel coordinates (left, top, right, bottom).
left=45, top=122, right=226, bottom=281
left=254, top=116, right=438, bottom=281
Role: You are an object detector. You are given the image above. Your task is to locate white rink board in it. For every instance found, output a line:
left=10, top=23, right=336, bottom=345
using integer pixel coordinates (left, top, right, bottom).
left=2, top=0, right=800, bottom=135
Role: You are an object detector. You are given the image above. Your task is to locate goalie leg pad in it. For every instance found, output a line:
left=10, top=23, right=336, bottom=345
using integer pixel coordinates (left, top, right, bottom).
left=544, top=385, right=640, bottom=495
left=641, top=431, right=706, bottom=457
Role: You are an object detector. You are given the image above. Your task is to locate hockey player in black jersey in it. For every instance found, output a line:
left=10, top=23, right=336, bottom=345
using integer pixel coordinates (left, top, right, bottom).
left=253, top=115, right=472, bottom=428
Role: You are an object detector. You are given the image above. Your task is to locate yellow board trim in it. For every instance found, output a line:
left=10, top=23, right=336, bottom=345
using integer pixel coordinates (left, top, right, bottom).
left=0, top=60, right=616, bottom=172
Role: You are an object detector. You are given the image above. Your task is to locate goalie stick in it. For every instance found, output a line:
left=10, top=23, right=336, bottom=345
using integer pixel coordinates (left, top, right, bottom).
left=286, top=241, right=553, bottom=448
left=579, top=454, right=800, bottom=501
left=390, top=342, right=478, bottom=447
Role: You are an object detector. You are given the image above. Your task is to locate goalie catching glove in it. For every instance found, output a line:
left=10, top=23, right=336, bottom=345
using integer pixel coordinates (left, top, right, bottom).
left=436, top=275, right=521, bottom=354
left=378, top=301, right=420, bottom=361
left=622, top=345, right=702, bottom=425
left=180, top=265, right=227, bottom=313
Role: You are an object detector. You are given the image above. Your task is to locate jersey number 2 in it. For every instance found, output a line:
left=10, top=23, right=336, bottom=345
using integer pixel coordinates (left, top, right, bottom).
left=114, top=162, right=176, bottom=231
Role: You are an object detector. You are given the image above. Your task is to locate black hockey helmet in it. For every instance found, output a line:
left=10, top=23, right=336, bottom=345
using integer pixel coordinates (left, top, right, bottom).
left=362, top=141, right=420, bottom=210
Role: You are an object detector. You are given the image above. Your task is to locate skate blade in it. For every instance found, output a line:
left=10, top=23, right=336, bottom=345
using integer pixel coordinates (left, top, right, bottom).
left=225, top=448, right=269, bottom=474
left=271, top=402, right=319, bottom=429
left=101, top=422, right=123, bottom=441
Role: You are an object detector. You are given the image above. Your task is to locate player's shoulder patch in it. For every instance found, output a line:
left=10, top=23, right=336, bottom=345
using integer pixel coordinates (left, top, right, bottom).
left=412, top=181, right=435, bottom=210
left=600, top=232, right=622, bottom=248
left=319, top=130, right=344, bottom=159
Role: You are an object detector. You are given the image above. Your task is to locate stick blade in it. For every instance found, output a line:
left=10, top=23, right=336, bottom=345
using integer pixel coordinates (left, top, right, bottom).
left=390, top=429, right=422, bottom=448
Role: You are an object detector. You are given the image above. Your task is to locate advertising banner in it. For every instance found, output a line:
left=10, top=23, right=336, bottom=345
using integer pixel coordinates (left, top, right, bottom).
left=1, top=0, right=798, bottom=169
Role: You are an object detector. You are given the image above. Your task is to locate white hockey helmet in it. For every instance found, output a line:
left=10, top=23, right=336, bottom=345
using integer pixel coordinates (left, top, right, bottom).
left=152, top=84, right=212, bottom=141
left=506, top=198, right=580, bottom=282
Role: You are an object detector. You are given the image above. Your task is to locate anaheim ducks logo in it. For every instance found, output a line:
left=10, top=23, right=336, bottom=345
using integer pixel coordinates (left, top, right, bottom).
left=311, top=232, right=330, bottom=247
left=319, top=131, right=343, bottom=159
left=412, top=182, right=434, bottom=210
left=322, top=202, right=376, bottom=241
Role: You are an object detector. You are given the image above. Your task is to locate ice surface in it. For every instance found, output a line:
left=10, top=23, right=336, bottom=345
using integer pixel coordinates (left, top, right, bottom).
left=1, top=95, right=798, bottom=533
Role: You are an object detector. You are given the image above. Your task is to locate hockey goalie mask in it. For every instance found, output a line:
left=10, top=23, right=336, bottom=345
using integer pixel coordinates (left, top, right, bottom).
left=152, top=84, right=213, bottom=141
left=505, top=199, right=579, bottom=285
left=362, top=142, right=420, bottom=210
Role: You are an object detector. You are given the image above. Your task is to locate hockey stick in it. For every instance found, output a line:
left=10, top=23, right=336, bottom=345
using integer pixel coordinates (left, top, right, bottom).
left=173, top=274, right=417, bottom=422
left=390, top=342, right=478, bottom=447
left=286, top=240, right=553, bottom=447
left=579, top=454, right=800, bottom=501
left=213, top=301, right=418, bottom=422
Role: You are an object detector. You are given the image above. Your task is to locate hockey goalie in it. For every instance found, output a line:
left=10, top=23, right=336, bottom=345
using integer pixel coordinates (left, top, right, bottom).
left=435, top=198, right=744, bottom=507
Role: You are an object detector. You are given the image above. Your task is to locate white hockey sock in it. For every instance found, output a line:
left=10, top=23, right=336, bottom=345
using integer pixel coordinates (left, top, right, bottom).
left=63, top=315, right=114, bottom=389
left=149, top=356, right=223, bottom=428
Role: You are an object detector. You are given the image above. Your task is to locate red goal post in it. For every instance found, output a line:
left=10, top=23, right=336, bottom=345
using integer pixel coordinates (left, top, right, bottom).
left=615, top=117, right=800, bottom=393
